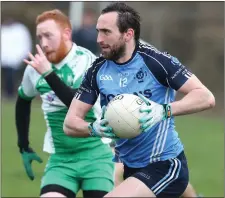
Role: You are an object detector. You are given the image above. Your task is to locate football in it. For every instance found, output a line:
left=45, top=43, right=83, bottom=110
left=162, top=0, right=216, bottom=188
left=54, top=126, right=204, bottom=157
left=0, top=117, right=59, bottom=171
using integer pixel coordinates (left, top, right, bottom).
left=104, top=94, right=147, bottom=139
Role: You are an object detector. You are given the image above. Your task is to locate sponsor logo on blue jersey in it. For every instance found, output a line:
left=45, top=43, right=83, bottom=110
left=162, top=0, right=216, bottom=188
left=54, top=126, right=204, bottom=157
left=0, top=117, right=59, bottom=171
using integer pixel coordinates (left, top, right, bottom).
left=102, top=89, right=152, bottom=102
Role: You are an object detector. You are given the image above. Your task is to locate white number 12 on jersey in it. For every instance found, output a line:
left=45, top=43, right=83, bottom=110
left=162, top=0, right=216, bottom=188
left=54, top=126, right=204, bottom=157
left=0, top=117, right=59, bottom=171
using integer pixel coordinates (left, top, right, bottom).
left=119, top=77, right=127, bottom=87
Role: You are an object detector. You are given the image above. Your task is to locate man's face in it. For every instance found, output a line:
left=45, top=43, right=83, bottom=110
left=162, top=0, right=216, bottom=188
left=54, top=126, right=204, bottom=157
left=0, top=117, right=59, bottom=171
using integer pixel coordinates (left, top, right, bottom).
left=96, top=12, right=126, bottom=61
left=36, top=19, right=67, bottom=64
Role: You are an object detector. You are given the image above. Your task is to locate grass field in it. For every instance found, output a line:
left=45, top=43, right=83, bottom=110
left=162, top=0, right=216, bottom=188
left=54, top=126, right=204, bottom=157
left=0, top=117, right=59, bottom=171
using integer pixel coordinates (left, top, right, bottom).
left=1, top=99, right=224, bottom=197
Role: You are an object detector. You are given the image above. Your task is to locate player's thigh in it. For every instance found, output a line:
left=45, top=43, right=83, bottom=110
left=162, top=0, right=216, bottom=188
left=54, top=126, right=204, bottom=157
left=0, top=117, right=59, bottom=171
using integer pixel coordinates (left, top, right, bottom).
left=104, top=176, right=155, bottom=197
left=81, top=157, right=115, bottom=192
left=181, top=182, right=197, bottom=197
left=40, top=155, right=80, bottom=196
left=40, top=192, right=66, bottom=197
left=131, top=151, right=189, bottom=198
left=82, top=177, right=114, bottom=193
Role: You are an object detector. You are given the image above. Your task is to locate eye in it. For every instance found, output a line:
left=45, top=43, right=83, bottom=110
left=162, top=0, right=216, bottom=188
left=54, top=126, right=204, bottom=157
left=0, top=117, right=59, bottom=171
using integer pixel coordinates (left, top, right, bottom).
left=104, top=30, right=111, bottom=35
left=43, top=33, right=52, bottom=39
left=98, top=28, right=111, bottom=34
left=45, top=33, right=50, bottom=38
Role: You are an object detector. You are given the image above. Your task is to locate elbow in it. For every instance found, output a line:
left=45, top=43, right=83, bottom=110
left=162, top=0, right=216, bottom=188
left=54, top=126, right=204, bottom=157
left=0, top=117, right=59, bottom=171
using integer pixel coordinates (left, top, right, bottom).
left=63, top=118, right=78, bottom=137
left=205, top=90, right=216, bottom=109
left=207, top=92, right=216, bottom=109
left=63, top=124, right=72, bottom=136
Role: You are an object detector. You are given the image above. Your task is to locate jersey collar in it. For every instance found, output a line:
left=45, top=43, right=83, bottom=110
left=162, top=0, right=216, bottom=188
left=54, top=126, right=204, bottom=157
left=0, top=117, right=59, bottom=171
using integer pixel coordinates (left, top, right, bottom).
left=52, top=43, right=77, bottom=70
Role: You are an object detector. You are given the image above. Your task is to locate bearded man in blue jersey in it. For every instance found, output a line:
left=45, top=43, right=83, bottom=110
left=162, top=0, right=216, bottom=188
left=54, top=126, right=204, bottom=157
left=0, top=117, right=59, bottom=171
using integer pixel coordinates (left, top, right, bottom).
left=63, top=2, right=215, bottom=197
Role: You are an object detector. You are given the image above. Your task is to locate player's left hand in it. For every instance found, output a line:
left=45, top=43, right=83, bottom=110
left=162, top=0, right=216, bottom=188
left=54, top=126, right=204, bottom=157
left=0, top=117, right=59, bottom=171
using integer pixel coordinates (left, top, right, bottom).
left=24, top=44, right=52, bottom=75
left=138, top=93, right=172, bottom=132
left=88, top=106, right=119, bottom=139
left=20, top=147, right=43, bottom=180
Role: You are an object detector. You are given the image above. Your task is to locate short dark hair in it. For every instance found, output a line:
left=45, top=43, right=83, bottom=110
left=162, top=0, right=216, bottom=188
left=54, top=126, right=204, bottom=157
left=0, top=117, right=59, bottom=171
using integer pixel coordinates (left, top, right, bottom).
left=101, top=2, right=141, bottom=42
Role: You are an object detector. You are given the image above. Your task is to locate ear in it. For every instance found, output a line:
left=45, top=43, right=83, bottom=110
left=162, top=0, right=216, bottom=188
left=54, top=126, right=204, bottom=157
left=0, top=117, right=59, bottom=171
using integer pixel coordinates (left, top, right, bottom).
left=124, top=28, right=134, bottom=42
left=62, top=28, right=72, bottom=41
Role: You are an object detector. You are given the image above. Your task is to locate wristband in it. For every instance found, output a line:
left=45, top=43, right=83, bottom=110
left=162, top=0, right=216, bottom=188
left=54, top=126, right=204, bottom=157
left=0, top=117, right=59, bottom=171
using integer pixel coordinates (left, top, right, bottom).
left=163, top=104, right=172, bottom=119
left=88, top=123, right=96, bottom=137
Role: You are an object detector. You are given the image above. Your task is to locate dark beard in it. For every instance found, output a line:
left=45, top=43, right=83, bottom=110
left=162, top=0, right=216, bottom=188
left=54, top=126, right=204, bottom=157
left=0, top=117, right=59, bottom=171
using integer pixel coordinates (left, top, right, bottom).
left=102, top=43, right=126, bottom=61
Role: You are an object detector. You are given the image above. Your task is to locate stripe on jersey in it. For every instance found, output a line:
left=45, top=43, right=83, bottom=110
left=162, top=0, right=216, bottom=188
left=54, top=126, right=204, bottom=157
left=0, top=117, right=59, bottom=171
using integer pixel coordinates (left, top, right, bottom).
left=150, top=88, right=170, bottom=163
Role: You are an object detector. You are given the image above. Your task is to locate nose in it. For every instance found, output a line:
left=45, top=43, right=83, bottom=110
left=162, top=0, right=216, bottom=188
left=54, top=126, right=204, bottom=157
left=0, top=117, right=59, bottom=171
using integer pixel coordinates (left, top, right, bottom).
left=97, top=32, right=103, bottom=44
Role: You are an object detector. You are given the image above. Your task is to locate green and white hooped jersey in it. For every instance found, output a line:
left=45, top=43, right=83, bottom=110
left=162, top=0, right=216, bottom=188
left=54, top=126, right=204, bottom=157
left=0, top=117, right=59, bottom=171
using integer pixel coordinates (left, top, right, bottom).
left=18, top=44, right=111, bottom=154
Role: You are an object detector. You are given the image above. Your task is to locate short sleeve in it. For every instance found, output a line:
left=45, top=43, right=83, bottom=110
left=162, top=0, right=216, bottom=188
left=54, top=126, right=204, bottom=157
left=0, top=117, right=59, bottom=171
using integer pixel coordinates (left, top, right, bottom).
left=161, top=54, right=193, bottom=90
left=75, top=61, right=101, bottom=105
left=18, top=66, right=38, bottom=100
left=140, top=47, right=193, bottom=90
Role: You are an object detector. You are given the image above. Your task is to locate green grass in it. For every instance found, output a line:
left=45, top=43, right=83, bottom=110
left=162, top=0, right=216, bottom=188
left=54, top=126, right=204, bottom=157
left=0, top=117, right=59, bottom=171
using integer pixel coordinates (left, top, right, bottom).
left=175, top=115, right=224, bottom=196
left=1, top=100, right=224, bottom=197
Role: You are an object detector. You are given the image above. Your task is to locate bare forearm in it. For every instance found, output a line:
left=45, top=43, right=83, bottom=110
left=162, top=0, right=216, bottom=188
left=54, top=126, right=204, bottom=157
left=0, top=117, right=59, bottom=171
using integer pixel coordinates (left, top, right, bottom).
left=170, top=88, right=215, bottom=116
left=63, top=116, right=91, bottom=137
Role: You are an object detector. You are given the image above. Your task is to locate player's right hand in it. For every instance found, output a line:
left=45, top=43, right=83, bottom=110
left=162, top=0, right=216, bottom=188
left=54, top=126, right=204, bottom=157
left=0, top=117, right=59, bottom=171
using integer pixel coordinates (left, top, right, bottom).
left=24, top=44, right=52, bottom=76
left=20, top=147, right=43, bottom=180
left=88, top=106, right=118, bottom=139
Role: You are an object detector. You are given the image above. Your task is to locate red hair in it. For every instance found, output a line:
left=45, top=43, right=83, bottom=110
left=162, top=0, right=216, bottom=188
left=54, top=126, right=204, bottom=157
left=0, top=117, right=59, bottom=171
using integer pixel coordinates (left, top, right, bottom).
left=36, top=9, right=72, bottom=30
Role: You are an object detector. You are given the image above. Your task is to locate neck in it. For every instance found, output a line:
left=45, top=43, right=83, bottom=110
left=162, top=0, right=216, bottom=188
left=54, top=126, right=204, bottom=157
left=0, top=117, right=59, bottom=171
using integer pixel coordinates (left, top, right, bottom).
left=116, top=40, right=136, bottom=64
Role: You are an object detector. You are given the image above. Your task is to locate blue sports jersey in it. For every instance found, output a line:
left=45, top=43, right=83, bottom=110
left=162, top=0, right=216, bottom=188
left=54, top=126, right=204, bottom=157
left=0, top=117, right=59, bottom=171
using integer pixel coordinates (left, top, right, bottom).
left=76, top=42, right=193, bottom=168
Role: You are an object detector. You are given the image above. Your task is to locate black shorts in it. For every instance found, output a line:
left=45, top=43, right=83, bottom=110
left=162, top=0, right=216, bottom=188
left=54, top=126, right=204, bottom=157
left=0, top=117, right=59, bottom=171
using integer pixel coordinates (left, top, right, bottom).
left=123, top=151, right=189, bottom=198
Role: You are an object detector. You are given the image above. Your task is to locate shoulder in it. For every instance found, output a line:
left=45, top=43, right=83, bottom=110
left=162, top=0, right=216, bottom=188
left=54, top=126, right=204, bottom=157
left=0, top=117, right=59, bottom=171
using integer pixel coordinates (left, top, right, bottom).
left=138, top=42, right=172, bottom=62
left=92, top=56, right=106, bottom=66
left=76, top=45, right=96, bottom=58
left=84, top=54, right=106, bottom=69
left=84, top=56, right=106, bottom=79
left=75, top=45, right=98, bottom=64
left=137, top=42, right=181, bottom=74
left=88, top=56, right=106, bottom=73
